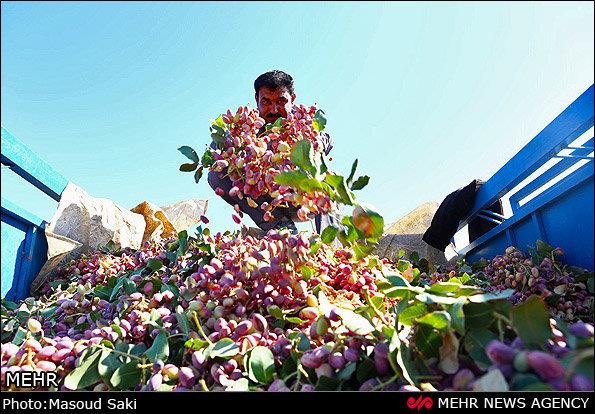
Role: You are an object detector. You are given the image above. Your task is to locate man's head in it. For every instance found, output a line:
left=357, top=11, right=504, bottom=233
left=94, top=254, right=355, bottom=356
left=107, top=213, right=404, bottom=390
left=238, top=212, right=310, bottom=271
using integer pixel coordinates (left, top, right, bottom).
left=254, top=70, right=296, bottom=124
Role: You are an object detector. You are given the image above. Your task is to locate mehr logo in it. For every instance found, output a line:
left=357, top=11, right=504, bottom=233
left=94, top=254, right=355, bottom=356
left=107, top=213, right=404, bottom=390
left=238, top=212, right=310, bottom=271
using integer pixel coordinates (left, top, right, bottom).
left=407, top=395, right=434, bottom=411
left=4, top=371, right=59, bottom=388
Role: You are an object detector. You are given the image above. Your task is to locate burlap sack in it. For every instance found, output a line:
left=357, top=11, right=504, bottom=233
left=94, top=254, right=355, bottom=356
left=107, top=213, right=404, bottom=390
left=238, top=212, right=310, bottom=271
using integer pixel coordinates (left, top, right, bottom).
left=374, top=202, right=448, bottom=265
left=131, top=201, right=177, bottom=243
left=30, top=182, right=146, bottom=292
left=160, top=199, right=208, bottom=233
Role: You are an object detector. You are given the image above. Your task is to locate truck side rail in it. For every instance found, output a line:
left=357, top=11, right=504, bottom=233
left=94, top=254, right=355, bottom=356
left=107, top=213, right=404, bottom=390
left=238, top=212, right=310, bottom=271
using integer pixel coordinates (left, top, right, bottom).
left=1, top=127, right=69, bottom=300
left=454, top=85, right=594, bottom=270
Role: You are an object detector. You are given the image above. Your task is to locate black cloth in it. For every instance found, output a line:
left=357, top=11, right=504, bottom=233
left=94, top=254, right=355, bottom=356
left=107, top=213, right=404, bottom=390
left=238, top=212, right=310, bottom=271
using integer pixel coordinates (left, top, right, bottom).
left=422, top=179, right=503, bottom=252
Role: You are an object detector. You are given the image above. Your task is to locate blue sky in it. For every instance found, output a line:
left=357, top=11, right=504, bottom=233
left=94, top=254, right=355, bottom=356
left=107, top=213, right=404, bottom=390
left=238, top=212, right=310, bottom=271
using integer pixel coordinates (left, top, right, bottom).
left=2, top=1, right=594, bottom=235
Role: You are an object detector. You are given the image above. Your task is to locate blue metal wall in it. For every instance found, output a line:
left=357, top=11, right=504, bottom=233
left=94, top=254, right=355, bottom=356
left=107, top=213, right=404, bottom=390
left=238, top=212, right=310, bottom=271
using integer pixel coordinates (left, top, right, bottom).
left=1, top=127, right=67, bottom=301
left=457, top=85, right=594, bottom=270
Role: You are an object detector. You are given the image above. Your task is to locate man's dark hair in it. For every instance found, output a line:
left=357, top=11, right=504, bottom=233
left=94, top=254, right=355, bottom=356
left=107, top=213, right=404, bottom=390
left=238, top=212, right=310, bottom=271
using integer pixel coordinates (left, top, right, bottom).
left=254, top=70, right=295, bottom=96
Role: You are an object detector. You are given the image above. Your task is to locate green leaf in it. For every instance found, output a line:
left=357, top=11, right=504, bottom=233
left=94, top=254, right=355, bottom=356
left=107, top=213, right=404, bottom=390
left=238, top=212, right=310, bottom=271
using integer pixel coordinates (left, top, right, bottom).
left=296, top=332, right=311, bottom=352
left=184, top=338, right=209, bottom=351
left=396, top=341, right=419, bottom=386
left=110, top=361, right=141, bottom=390
left=93, top=285, right=113, bottom=301
left=160, top=283, right=179, bottom=297
left=206, top=338, right=239, bottom=359
left=175, top=313, right=190, bottom=336
left=350, top=175, right=370, bottom=191
left=177, top=230, right=189, bottom=257
left=12, top=327, right=28, bottom=346
left=448, top=298, right=466, bottom=335
left=312, top=109, right=327, bottom=132
left=520, top=382, right=554, bottom=391
left=336, top=362, right=357, bottom=381
left=309, top=242, right=322, bottom=255
left=467, top=289, right=514, bottom=303
left=509, top=373, right=542, bottom=391
left=455, top=286, right=484, bottom=297
left=201, top=150, right=215, bottom=167
left=194, top=166, right=204, bottom=183
left=352, top=204, right=384, bottom=239
left=267, top=305, right=284, bottom=320
left=414, top=325, right=442, bottom=359
left=2, top=300, right=18, bottom=311
left=123, top=278, right=137, bottom=295
left=285, top=316, right=306, bottom=324
left=110, top=277, right=128, bottom=301
left=146, top=258, right=163, bottom=272
left=341, top=216, right=360, bottom=242
left=464, top=302, right=496, bottom=330
left=334, top=308, right=375, bottom=335
left=64, top=349, right=102, bottom=390
left=324, top=174, right=354, bottom=205
left=290, top=139, right=317, bottom=176
left=210, top=124, right=226, bottom=145
left=273, top=117, right=284, bottom=128
left=321, top=226, right=339, bottom=244
left=464, top=328, right=497, bottom=369
left=426, top=282, right=462, bottom=294
left=248, top=346, right=275, bottom=385
left=226, top=378, right=250, bottom=391
left=145, top=331, right=169, bottom=362
left=510, top=295, right=551, bottom=349
left=383, top=286, right=414, bottom=299
left=315, top=375, right=340, bottom=390
left=355, top=358, right=376, bottom=382
left=299, top=265, right=314, bottom=281
left=41, top=306, right=58, bottom=320
left=275, top=170, right=323, bottom=193
left=353, top=243, right=376, bottom=261
left=123, top=343, right=147, bottom=357
left=385, top=272, right=411, bottom=287
left=178, top=146, right=199, bottom=163
left=98, top=349, right=121, bottom=380
left=398, top=303, right=428, bottom=326
left=571, top=349, right=594, bottom=382
left=415, top=292, right=459, bottom=305
left=279, top=356, right=297, bottom=380
left=213, top=115, right=226, bottom=129
left=535, top=240, right=554, bottom=256
left=179, top=162, right=198, bottom=172
left=346, top=159, right=358, bottom=187
left=416, top=311, right=451, bottom=332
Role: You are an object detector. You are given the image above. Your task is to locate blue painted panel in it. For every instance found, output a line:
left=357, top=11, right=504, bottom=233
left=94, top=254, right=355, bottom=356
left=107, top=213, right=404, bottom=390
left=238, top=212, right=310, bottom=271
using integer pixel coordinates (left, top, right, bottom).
left=463, top=165, right=593, bottom=270
left=1, top=215, right=28, bottom=300
left=508, top=215, right=539, bottom=251
left=1, top=127, right=66, bottom=301
left=1, top=197, right=46, bottom=228
left=1, top=127, right=68, bottom=201
left=509, top=141, right=594, bottom=209
left=457, top=85, right=594, bottom=270
left=1, top=212, right=49, bottom=300
left=459, top=85, right=594, bottom=230
left=466, top=232, right=510, bottom=264
left=538, top=178, right=594, bottom=270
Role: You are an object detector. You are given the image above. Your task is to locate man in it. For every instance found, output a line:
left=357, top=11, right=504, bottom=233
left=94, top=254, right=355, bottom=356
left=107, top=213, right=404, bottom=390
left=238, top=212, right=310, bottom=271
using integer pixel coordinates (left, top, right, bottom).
left=208, top=70, right=333, bottom=234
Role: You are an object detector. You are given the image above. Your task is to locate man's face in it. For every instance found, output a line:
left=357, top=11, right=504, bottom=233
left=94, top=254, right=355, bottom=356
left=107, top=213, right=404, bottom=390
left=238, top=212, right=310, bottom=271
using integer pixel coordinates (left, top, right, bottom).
left=256, top=86, right=295, bottom=124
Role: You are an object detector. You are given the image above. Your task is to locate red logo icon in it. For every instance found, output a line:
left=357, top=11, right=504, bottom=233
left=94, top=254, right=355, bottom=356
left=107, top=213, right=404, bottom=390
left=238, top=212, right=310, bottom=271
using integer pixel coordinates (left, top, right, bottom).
left=407, top=395, right=434, bottom=411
